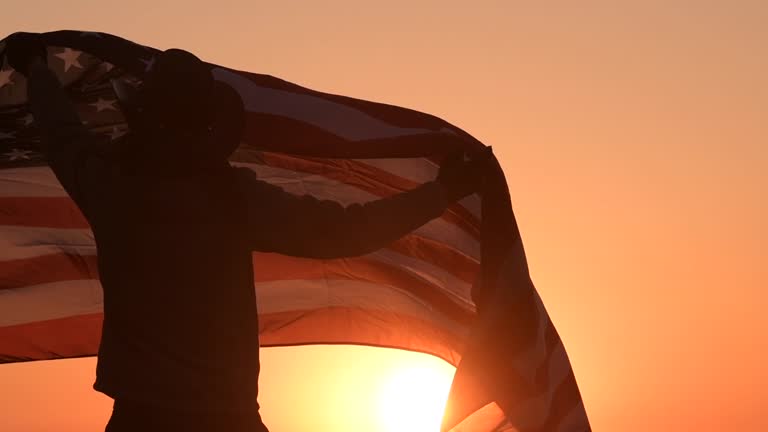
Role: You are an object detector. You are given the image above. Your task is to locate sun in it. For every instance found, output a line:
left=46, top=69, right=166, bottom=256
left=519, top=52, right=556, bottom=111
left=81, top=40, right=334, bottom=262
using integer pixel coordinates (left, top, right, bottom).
left=376, top=365, right=454, bottom=432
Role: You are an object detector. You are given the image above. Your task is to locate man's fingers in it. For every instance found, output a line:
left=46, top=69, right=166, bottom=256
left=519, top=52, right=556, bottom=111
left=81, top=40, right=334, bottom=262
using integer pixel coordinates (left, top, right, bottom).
left=469, top=146, right=493, bottom=162
left=4, top=32, right=47, bottom=76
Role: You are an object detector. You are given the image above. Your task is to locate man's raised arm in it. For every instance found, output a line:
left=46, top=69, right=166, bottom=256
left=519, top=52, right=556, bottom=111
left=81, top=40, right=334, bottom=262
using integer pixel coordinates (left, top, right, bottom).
left=6, top=33, right=103, bottom=218
left=239, top=149, right=490, bottom=259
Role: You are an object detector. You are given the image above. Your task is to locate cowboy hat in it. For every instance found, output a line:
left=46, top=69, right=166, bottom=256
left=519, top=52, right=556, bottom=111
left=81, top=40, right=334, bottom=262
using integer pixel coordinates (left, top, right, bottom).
left=111, top=48, right=245, bottom=163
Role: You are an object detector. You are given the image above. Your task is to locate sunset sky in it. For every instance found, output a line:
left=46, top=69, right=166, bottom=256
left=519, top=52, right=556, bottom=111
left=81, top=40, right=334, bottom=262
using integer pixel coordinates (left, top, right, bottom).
left=1, top=1, right=767, bottom=431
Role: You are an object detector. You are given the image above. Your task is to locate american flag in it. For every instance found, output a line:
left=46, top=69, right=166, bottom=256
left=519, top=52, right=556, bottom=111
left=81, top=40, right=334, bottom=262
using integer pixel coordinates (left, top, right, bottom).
left=0, top=30, right=590, bottom=432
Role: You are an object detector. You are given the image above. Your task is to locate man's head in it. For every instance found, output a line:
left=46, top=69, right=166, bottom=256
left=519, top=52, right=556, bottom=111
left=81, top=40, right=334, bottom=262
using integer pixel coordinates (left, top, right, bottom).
left=141, top=48, right=216, bottom=134
left=112, top=48, right=245, bottom=170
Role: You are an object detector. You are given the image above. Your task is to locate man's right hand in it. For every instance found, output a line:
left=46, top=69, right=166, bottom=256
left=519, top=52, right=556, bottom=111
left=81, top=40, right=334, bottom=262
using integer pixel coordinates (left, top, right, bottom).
left=436, top=146, right=493, bottom=202
left=5, top=32, right=47, bottom=77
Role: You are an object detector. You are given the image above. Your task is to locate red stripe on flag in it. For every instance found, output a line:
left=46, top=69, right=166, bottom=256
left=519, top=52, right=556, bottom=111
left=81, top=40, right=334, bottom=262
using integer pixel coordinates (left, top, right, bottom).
left=0, top=253, right=99, bottom=290
left=0, top=313, right=103, bottom=362
left=0, top=197, right=89, bottom=228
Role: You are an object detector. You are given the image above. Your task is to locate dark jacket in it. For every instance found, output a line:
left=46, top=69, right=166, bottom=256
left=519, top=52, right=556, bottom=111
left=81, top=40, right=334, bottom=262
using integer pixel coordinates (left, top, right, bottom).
left=27, top=64, right=449, bottom=412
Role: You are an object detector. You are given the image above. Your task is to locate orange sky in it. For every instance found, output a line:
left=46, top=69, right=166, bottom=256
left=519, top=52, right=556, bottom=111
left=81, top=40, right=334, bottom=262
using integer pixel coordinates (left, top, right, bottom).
left=1, top=1, right=767, bottom=431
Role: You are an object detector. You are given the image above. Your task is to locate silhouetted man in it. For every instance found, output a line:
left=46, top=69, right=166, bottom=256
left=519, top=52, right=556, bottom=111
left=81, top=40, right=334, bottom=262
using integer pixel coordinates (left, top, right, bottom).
left=6, top=33, right=489, bottom=432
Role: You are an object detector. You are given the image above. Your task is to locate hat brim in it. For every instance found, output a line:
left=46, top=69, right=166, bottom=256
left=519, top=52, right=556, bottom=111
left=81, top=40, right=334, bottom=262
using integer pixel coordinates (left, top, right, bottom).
left=209, top=80, right=245, bottom=160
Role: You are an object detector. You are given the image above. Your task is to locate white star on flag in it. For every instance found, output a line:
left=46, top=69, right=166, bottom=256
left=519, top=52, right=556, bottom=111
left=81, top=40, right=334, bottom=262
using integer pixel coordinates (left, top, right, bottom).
left=4, top=148, right=33, bottom=161
left=109, top=126, right=127, bottom=141
left=90, top=98, right=117, bottom=112
left=21, top=113, right=34, bottom=126
left=0, top=69, right=14, bottom=89
left=54, top=48, right=84, bottom=72
left=0, top=131, right=16, bottom=140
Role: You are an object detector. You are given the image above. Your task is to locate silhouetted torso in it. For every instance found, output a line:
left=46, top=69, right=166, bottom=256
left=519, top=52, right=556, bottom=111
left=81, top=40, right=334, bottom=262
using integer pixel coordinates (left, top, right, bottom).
left=92, top=162, right=260, bottom=412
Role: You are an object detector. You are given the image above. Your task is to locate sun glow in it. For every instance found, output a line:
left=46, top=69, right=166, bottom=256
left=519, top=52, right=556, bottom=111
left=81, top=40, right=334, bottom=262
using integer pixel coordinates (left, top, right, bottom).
left=377, top=365, right=454, bottom=432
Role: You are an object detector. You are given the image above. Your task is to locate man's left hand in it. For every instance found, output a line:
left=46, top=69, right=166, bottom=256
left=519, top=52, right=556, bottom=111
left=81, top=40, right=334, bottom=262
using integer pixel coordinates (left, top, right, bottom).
left=436, top=146, right=493, bottom=201
left=4, top=32, right=48, bottom=76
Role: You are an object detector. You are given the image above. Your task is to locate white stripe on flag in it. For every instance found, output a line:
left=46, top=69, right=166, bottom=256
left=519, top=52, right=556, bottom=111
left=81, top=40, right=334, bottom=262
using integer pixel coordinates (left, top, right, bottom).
left=213, top=68, right=447, bottom=141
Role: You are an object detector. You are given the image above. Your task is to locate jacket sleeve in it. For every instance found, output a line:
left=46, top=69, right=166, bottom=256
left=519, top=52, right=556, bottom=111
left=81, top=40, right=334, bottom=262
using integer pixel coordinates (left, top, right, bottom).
left=26, top=63, right=106, bottom=220
left=237, top=167, right=450, bottom=259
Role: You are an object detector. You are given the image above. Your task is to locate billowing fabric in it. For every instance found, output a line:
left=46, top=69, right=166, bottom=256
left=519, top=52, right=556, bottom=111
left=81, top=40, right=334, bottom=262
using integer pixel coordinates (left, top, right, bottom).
left=0, top=31, right=590, bottom=431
